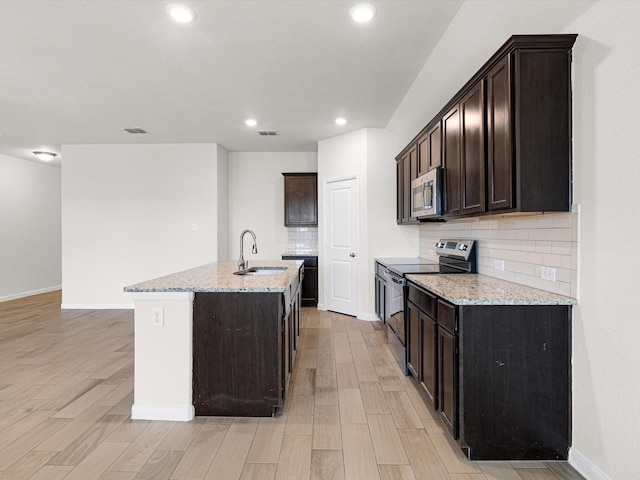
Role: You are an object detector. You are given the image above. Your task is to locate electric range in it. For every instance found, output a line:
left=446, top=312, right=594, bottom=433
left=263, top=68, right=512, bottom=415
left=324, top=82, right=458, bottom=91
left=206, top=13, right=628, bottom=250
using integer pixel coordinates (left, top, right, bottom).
left=375, top=239, right=477, bottom=374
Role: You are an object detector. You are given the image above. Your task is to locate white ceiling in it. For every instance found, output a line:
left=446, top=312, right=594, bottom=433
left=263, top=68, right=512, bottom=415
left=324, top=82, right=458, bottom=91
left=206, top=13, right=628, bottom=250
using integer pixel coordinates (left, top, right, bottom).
left=0, top=0, right=464, bottom=166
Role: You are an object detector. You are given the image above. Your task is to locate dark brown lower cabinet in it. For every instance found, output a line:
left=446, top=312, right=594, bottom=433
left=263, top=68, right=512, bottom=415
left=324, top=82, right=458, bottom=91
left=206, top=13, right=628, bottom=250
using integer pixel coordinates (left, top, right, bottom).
left=193, top=278, right=301, bottom=417
left=438, top=325, right=457, bottom=436
left=420, top=313, right=437, bottom=405
left=407, top=299, right=437, bottom=406
left=282, top=256, right=317, bottom=307
left=406, top=281, right=571, bottom=460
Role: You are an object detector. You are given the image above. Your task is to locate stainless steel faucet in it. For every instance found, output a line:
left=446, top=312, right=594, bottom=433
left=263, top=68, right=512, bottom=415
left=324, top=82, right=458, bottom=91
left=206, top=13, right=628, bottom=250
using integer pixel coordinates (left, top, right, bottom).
left=238, top=229, right=258, bottom=270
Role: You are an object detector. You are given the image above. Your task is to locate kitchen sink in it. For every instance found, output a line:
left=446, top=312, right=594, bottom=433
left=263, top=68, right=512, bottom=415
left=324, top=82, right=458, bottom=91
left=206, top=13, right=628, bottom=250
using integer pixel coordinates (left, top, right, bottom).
left=234, top=266, right=287, bottom=276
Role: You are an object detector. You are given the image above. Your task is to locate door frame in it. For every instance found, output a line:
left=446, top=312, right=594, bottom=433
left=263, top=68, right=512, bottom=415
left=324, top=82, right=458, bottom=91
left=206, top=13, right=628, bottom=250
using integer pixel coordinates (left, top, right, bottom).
left=321, top=174, right=360, bottom=317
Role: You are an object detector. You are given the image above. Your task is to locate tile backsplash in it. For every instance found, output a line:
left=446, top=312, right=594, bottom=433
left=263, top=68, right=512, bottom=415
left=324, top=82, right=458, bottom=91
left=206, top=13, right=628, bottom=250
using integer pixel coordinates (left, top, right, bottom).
left=419, top=212, right=578, bottom=298
left=286, top=227, right=318, bottom=254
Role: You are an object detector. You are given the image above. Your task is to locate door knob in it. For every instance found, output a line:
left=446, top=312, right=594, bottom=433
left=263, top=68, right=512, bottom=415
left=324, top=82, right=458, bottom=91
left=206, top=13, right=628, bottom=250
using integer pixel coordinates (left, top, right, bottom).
left=350, top=253, right=356, bottom=257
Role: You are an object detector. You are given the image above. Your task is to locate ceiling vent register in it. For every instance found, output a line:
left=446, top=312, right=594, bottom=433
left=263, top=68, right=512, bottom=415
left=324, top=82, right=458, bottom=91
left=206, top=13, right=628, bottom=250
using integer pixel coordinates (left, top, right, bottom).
left=257, top=130, right=279, bottom=136
left=124, top=128, right=148, bottom=134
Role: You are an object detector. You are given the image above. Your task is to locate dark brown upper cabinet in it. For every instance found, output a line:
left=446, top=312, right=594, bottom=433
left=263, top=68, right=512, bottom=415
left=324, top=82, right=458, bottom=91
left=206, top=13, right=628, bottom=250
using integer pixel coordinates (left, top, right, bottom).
left=417, top=120, right=442, bottom=176
left=442, top=105, right=461, bottom=216
left=460, top=81, right=486, bottom=216
left=396, top=145, right=418, bottom=224
left=486, top=55, right=513, bottom=211
left=443, top=82, right=486, bottom=218
left=283, top=173, right=318, bottom=227
left=395, top=34, right=577, bottom=223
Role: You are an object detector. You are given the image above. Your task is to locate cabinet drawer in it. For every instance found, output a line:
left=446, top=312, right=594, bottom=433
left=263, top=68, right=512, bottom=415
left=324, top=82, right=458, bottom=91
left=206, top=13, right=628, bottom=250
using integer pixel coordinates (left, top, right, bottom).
left=408, top=284, right=436, bottom=317
left=437, top=300, right=456, bottom=332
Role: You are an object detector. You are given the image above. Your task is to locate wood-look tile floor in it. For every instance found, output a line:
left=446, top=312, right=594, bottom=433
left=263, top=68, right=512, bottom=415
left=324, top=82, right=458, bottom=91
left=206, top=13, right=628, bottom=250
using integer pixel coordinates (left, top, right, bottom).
left=0, top=291, right=586, bottom=480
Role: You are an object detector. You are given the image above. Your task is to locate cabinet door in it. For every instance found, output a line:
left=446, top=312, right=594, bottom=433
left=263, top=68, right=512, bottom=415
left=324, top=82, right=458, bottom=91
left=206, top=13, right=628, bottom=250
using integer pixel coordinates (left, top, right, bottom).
left=400, top=147, right=417, bottom=223
left=374, top=275, right=385, bottom=321
left=301, top=267, right=317, bottom=307
left=460, top=82, right=486, bottom=215
left=406, top=301, right=420, bottom=379
left=443, top=105, right=461, bottom=216
left=487, top=56, right=513, bottom=211
left=396, top=159, right=403, bottom=224
left=417, top=122, right=442, bottom=176
left=439, top=326, right=457, bottom=437
left=283, top=308, right=291, bottom=390
left=420, top=313, right=437, bottom=405
left=283, top=173, right=318, bottom=226
left=429, top=122, right=442, bottom=170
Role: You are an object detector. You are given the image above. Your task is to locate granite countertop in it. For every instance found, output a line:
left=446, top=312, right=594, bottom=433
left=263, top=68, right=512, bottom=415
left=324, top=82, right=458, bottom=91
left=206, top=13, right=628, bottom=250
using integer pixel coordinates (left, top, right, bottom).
left=405, top=273, right=577, bottom=306
left=282, top=250, right=318, bottom=257
left=124, top=260, right=303, bottom=293
left=375, top=257, right=435, bottom=266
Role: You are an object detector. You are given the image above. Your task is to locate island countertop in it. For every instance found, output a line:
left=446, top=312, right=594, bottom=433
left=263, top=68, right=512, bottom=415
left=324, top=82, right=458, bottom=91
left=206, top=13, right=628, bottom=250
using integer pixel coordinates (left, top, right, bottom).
left=124, top=260, right=303, bottom=293
left=405, top=273, right=577, bottom=306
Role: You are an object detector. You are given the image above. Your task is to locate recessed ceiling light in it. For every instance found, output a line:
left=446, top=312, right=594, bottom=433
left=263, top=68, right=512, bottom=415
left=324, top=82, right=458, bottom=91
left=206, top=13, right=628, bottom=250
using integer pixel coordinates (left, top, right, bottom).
left=166, top=3, right=197, bottom=23
left=335, top=118, right=347, bottom=126
left=350, top=3, right=377, bottom=23
left=33, top=151, right=58, bottom=162
left=245, top=118, right=257, bottom=127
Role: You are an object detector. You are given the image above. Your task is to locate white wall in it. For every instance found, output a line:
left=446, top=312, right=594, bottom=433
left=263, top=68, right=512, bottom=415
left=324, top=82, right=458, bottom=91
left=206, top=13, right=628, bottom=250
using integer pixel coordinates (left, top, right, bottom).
left=227, top=152, right=317, bottom=263
left=387, top=1, right=637, bottom=478
left=567, top=3, right=640, bottom=479
left=61, top=144, right=224, bottom=308
left=0, top=154, right=61, bottom=301
left=216, top=145, right=229, bottom=260
left=318, top=129, right=418, bottom=319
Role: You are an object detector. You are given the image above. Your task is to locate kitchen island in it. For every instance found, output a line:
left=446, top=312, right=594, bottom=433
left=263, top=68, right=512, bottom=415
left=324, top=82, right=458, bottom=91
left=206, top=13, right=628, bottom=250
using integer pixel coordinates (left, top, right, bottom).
left=124, top=259, right=303, bottom=421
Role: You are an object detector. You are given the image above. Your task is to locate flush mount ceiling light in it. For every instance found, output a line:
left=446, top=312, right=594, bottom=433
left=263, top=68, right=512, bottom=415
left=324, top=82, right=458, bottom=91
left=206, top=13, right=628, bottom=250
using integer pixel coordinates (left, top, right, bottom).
left=350, top=3, right=377, bottom=23
left=33, top=151, right=57, bottom=162
left=335, top=118, right=347, bottom=126
left=166, top=3, right=197, bottom=23
left=245, top=118, right=258, bottom=127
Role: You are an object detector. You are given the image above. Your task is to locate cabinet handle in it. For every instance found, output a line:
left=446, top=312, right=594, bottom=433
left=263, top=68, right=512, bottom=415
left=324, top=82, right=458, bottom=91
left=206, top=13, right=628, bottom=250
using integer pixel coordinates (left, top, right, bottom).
left=350, top=253, right=356, bottom=257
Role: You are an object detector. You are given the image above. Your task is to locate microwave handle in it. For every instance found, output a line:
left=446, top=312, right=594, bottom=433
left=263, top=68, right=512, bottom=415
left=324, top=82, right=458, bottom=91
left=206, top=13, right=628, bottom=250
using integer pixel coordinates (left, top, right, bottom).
left=424, top=180, right=433, bottom=210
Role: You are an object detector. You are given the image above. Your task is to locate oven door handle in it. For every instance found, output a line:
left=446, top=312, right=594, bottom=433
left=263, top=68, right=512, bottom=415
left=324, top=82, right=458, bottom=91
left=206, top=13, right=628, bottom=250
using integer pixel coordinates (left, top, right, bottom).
left=387, top=273, right=404, bottom=285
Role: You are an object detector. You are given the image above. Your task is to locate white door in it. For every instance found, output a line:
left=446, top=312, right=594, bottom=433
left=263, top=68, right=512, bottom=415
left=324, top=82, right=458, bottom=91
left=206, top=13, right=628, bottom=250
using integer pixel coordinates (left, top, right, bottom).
left=325, top=177, right=358, bottom=316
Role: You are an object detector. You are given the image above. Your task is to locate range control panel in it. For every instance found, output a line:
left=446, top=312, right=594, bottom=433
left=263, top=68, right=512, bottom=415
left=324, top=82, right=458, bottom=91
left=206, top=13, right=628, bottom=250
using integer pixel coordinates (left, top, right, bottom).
left=435, top=239, right=475, bottom=261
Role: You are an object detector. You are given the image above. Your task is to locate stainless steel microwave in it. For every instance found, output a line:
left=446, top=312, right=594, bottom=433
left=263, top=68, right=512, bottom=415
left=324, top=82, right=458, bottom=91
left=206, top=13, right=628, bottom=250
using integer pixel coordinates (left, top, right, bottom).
left=411, top=167, right=442, bottom=218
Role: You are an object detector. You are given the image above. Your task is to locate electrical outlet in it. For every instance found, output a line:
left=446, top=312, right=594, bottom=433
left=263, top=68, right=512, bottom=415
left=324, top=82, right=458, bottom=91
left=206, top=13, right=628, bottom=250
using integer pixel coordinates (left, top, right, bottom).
left=151, top=307, right=164, bottom=326
left=541, top=266, right=556, bottom=282
left=495, top=259, right=505, bottom=271
left=192, top=223, right=198, bottom=231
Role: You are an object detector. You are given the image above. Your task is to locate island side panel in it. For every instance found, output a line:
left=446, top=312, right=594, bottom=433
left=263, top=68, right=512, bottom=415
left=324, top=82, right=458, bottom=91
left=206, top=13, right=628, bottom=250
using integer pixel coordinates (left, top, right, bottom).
left=193, top=292, right=283, bottom=416
left=131, top=292, right=195, bottom=421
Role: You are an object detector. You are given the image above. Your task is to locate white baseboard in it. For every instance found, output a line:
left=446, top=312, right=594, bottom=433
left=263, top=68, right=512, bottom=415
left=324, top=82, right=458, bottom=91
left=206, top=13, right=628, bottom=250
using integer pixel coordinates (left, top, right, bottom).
left=131, top=404, right=195, bottom=422
left=317, top=303, right=327, bottom=311
left=569, top=447, right=611, bottom=480
left=357, top=312, right=380, bottom=321
left=0, top=285, right=61, bottom=303
left=61, top=303, right=134, bottom=309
